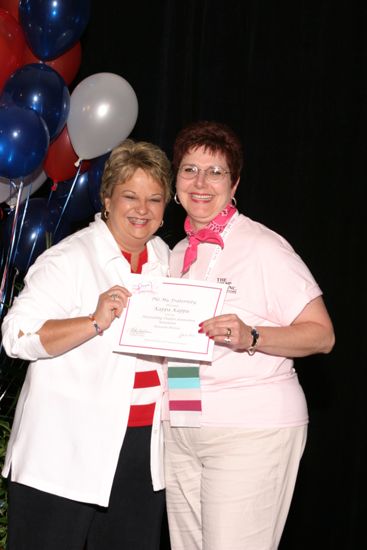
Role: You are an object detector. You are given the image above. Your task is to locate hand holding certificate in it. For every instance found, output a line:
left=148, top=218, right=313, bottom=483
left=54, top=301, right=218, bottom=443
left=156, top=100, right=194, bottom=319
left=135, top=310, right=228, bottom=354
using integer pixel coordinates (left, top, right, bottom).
left=112, top=275, right=227, bottom=361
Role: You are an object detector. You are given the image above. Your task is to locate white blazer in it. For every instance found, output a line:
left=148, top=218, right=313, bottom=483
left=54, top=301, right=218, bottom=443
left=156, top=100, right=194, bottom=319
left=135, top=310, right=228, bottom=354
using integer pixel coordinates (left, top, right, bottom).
left=1, top=214, right=170, bottom=506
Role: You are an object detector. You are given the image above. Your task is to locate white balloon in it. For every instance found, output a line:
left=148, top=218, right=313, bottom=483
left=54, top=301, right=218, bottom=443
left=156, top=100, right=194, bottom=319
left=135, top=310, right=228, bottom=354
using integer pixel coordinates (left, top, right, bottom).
left=67, top=73, right=139, bottom=160
left=0, top=168, right=48, bottom=207
left=0, top=180, right=12, bottom=203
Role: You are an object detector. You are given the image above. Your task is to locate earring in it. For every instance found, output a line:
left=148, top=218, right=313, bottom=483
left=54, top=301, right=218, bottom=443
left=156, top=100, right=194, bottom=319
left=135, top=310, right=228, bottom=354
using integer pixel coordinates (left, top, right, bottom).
left=160, top=220, right=164, bottom=228
left=104, top=209, right=109, bottom=220
left=174, top=193, right=181, bottom=205
left=231, top=196, right=237, bottom=207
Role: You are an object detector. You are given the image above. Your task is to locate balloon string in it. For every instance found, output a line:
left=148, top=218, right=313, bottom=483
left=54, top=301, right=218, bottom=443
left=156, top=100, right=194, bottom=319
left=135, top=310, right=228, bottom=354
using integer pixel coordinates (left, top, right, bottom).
left=12, top=186, right=32, bottom=273
left=0, top=181, right=24, bottom=317
left=20, top=179, right=49, bottom=275
left=53, top=162, right=83, bottom=237
left=24, top=191, right=43, bottom=273
left=0, top=247, right=4, bottom=275
left=47, top=183, right=54, bottom=207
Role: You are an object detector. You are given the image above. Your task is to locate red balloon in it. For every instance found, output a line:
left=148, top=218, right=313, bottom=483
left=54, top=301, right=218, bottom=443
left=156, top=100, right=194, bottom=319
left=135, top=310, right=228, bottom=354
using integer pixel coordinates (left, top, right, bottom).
left=0, top=0, right=19, bottom=21
left=22, top=41, right=82, bottom=86
left=0, top=8, right=25, bottom=90
left=44, top=125, right=90, bottom=183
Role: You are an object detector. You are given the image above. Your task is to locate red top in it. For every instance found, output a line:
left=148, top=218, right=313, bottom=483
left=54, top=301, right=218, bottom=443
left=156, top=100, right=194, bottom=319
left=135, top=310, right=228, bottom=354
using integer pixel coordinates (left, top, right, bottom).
left=122, top=247, right=160, bottom=427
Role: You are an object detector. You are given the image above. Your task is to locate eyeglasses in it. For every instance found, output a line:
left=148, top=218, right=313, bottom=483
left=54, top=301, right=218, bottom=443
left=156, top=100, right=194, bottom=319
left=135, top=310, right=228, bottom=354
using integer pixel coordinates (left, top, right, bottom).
left=178, top=164, right=231, bottom=183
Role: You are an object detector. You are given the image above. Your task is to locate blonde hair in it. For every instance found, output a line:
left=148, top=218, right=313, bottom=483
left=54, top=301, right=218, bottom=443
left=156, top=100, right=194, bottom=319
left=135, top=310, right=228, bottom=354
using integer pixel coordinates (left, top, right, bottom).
left=100, top=139, right=172, bottom=218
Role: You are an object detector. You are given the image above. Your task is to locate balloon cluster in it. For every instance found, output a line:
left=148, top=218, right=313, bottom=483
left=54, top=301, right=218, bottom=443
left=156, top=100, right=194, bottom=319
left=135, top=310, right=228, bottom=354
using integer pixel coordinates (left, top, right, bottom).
left=0, top=0, right=139, bottom=316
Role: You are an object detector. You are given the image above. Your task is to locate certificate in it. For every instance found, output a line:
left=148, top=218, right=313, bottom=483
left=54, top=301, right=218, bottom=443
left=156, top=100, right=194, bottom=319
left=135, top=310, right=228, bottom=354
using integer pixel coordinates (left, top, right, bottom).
left=112, top=274, right=227, bottom=361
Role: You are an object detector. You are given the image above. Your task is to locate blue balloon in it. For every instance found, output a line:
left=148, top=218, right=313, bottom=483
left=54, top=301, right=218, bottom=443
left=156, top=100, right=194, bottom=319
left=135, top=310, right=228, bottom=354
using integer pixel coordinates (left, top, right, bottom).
left=53, top=171, right=95, bottom=224
left=1, top=64, right=70, bottom=141
left=3, top=197, right=72, bottom=273
left=19, top=0, right=91, bottom=61
left=87, top=153, right=109, bottom=212
left=0, top=103, right=50, bottom=180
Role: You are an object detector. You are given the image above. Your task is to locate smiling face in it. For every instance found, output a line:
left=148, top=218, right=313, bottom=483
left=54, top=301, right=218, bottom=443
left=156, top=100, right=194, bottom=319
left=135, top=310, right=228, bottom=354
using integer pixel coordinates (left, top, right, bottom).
left=176, top=146, right=239, bottom=230
left=104, top=167, right=165, bottom=252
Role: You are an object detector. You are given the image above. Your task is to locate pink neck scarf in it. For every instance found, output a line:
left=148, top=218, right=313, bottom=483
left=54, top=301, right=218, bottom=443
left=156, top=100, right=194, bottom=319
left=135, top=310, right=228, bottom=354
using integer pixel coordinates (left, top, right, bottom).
left=182, top=203, right=237, bottom=274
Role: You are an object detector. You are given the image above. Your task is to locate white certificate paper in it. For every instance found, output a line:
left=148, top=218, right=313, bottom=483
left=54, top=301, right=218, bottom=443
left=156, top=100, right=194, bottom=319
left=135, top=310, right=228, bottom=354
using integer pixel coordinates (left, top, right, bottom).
left=112, top=275, right=227, bottom=361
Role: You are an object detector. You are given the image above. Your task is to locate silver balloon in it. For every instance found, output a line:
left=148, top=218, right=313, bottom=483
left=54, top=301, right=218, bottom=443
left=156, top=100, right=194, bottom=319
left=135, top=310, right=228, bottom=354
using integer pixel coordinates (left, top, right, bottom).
left=0, top=168, right=48, bottom=206
left=0, top=180, right=12, bottom=203
left=67, top=72, right=139, bottom=160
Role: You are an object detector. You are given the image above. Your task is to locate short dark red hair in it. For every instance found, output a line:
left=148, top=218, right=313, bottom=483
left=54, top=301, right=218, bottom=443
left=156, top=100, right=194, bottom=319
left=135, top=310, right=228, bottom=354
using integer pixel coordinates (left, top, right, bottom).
left=173, top=120, right=243, bottom=186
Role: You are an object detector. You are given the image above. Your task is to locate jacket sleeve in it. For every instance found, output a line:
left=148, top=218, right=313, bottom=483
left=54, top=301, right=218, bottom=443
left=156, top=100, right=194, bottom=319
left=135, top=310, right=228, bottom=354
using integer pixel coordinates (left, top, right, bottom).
left=1, top=245, right=76, bottom=361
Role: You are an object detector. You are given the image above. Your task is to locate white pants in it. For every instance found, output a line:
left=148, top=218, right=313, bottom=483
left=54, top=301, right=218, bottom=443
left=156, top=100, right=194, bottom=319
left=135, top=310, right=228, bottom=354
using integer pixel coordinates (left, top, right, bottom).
left=163, top=423, right=307, bottom=550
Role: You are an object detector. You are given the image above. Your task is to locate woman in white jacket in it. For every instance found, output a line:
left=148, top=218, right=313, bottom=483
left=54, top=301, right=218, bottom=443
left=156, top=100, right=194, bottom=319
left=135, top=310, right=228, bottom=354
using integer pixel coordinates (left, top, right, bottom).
left=1, top=139, right=172, bottom=550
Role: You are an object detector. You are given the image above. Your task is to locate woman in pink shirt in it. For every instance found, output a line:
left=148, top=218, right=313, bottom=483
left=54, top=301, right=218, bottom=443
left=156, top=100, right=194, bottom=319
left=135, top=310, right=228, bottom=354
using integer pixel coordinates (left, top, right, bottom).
left=163, top=120, right=335, bottom=550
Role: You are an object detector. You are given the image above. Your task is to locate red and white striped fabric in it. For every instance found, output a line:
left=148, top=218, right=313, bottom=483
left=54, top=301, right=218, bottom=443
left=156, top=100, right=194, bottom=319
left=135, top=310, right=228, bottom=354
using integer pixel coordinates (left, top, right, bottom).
left=122, top=247, right=161, bottom=427
left=128, top=368, right=161, bottom=426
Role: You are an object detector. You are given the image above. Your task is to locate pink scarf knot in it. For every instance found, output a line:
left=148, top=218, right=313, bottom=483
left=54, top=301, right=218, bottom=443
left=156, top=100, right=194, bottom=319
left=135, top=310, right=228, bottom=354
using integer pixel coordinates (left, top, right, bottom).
left=182, top=203, right=237, bottom=274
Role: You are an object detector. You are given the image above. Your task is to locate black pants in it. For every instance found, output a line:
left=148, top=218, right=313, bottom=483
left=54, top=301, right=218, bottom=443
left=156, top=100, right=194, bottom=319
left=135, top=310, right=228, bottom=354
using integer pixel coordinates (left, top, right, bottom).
left=7, top=426, right=165, bottom=550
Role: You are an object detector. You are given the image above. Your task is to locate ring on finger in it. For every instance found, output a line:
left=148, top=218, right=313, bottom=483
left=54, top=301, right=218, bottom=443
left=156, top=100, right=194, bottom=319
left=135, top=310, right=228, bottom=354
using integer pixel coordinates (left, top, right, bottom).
left=224, top=336, right=231, bottom=344
left=111, top=293, right=117, bottom=301
left=226, top=327, right=231, bottom=337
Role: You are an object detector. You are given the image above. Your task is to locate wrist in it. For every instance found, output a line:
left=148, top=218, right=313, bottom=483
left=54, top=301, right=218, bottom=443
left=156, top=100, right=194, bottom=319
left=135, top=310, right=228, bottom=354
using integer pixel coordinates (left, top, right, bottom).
left=247, top=327, right=259, bottom=355
left=88, top=313, right=103, bottom=336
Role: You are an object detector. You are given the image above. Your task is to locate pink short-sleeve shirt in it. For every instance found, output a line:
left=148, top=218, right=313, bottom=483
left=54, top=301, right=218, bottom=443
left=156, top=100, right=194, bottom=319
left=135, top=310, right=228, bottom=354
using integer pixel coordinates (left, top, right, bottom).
left=167, top=214, right=322, bottom=428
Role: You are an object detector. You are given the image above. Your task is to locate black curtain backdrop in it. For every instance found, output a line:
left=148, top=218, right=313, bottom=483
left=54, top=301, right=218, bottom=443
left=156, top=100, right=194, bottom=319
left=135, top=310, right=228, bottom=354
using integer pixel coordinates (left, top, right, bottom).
left=56, top=1, right=367, bottom=548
